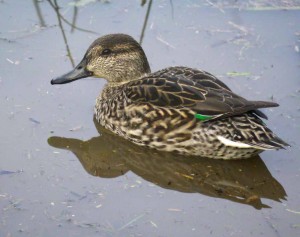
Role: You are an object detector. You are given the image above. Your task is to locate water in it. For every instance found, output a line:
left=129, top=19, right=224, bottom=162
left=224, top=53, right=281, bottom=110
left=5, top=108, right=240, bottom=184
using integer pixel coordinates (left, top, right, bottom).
left=1, top=0, right=300, bottom=236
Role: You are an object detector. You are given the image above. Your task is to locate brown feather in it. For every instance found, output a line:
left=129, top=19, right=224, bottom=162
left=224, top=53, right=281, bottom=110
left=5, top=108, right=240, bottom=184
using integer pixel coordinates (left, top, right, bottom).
left=125, top=67, right=278, bottom=120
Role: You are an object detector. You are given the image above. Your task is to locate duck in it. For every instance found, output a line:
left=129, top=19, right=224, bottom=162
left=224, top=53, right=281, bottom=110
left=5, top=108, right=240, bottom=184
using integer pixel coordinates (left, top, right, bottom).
left=51, top=33, right=288, bottom=159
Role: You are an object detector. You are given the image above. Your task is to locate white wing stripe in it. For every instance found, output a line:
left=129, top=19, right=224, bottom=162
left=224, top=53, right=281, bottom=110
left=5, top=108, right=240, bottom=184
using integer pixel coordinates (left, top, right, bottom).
left=217, top=136, right=252, bottom=148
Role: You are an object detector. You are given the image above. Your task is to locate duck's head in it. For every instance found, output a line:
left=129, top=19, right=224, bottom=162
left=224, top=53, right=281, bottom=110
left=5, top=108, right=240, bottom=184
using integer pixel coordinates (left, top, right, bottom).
left=51, top=34, right=151, bottom=85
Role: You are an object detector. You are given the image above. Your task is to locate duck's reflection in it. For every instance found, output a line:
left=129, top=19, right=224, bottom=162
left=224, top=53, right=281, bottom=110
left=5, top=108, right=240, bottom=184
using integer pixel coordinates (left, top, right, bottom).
left=48, top=118, right=286, bottom=209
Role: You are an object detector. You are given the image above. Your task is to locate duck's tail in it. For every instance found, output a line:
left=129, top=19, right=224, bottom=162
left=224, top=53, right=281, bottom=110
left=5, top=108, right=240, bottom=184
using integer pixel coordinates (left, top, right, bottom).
left=225, top=113, right=290, bottom=150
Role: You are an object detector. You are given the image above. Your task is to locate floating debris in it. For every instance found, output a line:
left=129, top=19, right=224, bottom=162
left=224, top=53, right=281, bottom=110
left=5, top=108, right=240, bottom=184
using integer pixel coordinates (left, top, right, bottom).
left=156, top=36, right=175, bottom=49
left=6, top=58, right=14, bottom=64
left=69, top=0, right=96, bottom=7
left=205, top=0, right=225, bottom=13
left=69, top=125, right=83, bottom=131
left=226, top=71, right=251, bottom=77
left=3, top=199, right=23, bottom=211
left=228, top=21, right=249, bottom=35
left=0, top=170, right=23, bottom=175
left=118, top=213, right=145, bottom=231
left=150, top=220, right=158, bottom=228
left=245, top=6, right=300, bottom=11
left=6, top=58, right=20, bottom=65
left=168, top=208, right=182, bottom=212
left=29, top=117, right=41, bottom=124
left=208, top=1, right=300, bottom=11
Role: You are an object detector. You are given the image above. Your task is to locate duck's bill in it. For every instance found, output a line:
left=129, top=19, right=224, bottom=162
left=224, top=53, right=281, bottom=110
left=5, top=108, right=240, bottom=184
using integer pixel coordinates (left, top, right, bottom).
left=51, top=61, right=93, bottom=85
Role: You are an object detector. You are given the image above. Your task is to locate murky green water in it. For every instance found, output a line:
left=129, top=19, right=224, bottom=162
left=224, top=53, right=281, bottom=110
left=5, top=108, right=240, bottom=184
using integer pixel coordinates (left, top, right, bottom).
left=1, top=1, right=300, bottom=236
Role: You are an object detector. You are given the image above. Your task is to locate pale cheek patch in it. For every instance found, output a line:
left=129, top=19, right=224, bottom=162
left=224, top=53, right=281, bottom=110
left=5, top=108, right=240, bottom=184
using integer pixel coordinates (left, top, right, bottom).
left=217, top=136, right=252, bottom=148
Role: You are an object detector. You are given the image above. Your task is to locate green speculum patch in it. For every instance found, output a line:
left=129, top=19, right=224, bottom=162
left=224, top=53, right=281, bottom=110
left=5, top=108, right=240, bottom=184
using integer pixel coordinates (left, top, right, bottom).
left=194, top=113, right=213, bottom=121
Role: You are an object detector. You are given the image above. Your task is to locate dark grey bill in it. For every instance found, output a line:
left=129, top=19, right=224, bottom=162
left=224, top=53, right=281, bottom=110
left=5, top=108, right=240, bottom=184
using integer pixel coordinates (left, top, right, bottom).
left=51, top=59, right=93, bottom=85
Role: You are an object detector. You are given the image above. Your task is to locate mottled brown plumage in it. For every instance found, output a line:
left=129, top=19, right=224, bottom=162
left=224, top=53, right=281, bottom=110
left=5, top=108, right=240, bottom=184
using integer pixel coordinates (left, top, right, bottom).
left=51, top=33, right=288, bottom=159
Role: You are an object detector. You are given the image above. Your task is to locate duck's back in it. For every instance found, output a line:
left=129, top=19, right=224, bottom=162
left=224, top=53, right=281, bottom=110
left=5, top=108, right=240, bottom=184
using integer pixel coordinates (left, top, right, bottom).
left=123, top=67, right=280, bottom=119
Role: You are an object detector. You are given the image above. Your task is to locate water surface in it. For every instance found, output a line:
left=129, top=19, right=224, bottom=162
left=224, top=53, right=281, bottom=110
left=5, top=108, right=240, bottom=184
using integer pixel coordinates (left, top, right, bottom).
left=1, top=1, right=300, bottom=236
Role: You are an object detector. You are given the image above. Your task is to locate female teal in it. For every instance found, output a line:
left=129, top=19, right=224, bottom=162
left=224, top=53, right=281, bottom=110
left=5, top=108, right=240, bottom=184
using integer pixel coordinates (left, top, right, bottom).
left=51, top=34, right=288, bottom=159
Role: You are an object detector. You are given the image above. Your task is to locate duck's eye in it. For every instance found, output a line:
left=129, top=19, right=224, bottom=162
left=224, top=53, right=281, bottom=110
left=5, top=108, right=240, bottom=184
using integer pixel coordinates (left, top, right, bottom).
left=101, top=49, right=112, bottom=55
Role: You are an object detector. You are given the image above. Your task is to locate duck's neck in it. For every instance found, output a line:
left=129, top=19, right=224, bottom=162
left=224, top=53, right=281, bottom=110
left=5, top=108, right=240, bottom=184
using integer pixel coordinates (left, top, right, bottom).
left=107, top=72, right=150, bottom=87
left=105, top=56, right=151, bottom=86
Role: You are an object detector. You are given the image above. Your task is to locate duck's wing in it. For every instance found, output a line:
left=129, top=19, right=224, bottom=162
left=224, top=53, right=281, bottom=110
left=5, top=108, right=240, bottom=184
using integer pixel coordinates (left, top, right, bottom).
left=176, top=67, right=269, bottom=119
left=125, top=67, right=278, bottom=121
